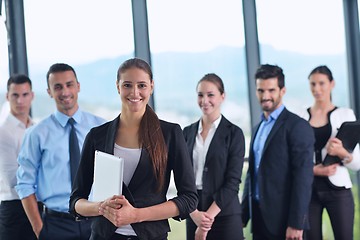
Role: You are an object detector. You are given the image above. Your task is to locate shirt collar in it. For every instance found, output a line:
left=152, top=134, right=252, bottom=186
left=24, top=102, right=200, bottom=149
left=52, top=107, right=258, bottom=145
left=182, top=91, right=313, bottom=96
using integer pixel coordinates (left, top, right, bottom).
left=198, top=115, right=222, bottom=133
left=261, top=104, right=285, bottom=122
left=54, top=108, right=82, bottom=127
left=7, top=113, right=34, bottom=128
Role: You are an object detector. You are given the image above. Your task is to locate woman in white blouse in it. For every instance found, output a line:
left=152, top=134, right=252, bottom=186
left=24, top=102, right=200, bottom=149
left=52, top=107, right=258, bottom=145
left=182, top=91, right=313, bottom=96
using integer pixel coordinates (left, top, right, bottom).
left=183, top=73, right=245, bottom=240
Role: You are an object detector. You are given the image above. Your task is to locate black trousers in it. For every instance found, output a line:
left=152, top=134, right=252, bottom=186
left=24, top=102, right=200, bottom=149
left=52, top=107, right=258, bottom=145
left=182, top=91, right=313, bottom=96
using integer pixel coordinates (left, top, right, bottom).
left=0, top=199, right=37, bottom=240
left=109, top=233, right=140, bottom=240
left=306, top=188, right=354, bottom=240
left=186, top=214, right=243, bottom=240
left=252, top=200, right=285, bottom=240
left=39, top=210, right=92, bottom=240
left=186, top=190, right=244, bottom=240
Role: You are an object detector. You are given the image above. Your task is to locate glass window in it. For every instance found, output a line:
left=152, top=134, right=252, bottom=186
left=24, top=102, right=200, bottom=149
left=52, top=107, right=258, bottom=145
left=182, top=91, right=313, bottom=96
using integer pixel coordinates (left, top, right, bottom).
left=0, top=1, right=10, bottom=123
left=23, top=0, right=134, bottom=121
left=147, top=1, right=249, bottom=238
left=147, top=0, right=250, bottom=135
left=256, top=1, right=352, bottom=239
left=256, top=0, right=348, bottom=114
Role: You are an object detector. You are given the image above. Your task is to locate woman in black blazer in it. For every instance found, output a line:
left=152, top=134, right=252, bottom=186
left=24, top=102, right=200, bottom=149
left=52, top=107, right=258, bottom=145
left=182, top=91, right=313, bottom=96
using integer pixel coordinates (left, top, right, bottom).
left=69, top=58, right=198, bottom=240
left=183, top=73, right=245, bottom=240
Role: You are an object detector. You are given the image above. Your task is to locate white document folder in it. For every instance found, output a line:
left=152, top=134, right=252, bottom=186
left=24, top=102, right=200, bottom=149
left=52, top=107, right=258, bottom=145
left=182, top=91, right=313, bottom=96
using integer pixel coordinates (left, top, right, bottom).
left=92, top=150, right=124, bottom=202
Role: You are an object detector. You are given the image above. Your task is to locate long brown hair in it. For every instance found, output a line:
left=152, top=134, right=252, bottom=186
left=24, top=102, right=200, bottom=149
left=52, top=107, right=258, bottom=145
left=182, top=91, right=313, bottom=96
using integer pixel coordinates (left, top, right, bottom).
left=117, top=58, right=168, bottom=192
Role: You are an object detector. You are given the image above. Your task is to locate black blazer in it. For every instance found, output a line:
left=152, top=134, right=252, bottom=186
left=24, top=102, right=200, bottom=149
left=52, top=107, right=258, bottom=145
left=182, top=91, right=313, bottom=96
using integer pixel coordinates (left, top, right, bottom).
left=69, top=116, right=198, bottom=240
left=183, top=116, right=245, bottom=216
left=241, top=108, right=315, bottom=236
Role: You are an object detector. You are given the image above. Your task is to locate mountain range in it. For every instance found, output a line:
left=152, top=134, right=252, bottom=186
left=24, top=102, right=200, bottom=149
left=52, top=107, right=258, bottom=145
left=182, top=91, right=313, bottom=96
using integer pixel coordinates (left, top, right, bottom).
left=0, top=44, right=349, bottom=135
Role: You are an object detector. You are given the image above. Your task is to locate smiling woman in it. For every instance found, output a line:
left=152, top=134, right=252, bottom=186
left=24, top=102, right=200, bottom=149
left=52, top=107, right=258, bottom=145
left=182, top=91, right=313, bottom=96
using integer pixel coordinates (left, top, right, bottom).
left=117, top=67, right=154, bottom=116
left=69, top=58, right=198, bottom=240
left=183, top=73, right=245, bottom=240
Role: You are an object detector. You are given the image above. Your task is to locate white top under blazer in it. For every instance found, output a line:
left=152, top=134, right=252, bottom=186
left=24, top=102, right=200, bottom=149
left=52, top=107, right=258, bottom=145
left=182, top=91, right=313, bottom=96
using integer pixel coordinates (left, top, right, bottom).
left=299, top=107, right=360, bottom=188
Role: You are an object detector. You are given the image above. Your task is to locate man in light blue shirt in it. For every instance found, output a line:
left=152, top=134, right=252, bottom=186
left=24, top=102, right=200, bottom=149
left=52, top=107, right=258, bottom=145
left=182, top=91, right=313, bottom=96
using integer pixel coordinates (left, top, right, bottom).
left=16, top=63, right=105, bottom=240
left=252, top=104, right=284, bottom=200
left=241, top=64, right=314, bottom=240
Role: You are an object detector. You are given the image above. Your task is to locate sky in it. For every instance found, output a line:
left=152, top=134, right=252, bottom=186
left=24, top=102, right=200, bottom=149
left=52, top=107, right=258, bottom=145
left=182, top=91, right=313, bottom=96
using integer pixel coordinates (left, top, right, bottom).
left=0, top=0, right=350, bottom=90
left=256, top=0, right=346, bottom=55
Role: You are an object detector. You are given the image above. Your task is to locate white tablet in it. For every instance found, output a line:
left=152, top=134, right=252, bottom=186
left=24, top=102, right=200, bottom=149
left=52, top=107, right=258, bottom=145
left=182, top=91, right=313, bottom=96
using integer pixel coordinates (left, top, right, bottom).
left=92, top=150, right=124, bottom=201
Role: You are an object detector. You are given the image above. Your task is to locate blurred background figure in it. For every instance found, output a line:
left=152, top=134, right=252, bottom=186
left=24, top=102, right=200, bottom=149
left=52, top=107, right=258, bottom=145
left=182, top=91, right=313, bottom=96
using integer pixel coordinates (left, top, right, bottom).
left=300, top=65, right=360, bottom=240
left=0, top=74, right=36, bottom=240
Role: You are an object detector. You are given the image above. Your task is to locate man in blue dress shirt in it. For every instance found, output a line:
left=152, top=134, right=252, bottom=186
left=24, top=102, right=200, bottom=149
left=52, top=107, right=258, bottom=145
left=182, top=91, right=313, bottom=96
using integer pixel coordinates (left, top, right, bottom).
left=16, top=63, right=105, bottom=240
left=242, top=64, right=314, bottom=240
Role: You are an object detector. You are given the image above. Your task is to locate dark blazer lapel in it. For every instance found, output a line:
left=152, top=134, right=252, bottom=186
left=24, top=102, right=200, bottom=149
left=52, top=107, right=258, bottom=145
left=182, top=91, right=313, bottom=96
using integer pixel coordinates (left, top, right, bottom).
left=124, top=149, right=150, bottom=205
left=103, top=115, right=136, bottom=203
left=104, top=115, right=119, bottom=154
left=127, top=149, right=151, bottom=191
left=206, top=116, right=229, bottom=161
left=187, top=121, right=199, bottom=164
left=262, top=108, right=288, bottom=155
left=249, top=123, right=261, bottom=174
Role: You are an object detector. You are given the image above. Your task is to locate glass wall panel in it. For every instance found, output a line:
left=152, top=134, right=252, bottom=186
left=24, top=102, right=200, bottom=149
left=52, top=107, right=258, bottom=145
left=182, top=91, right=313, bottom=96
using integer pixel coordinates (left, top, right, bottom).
left=256, top=0, right=348, bottom=114
left=148, top=1, right=249, bottom=238
left=256, top=1, right=354, bottom=239
left=23, top=0, right=134, bottom=121
left=0, top=1, right=10, bottom=123
left=147, top=0, right=250, bottom=135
